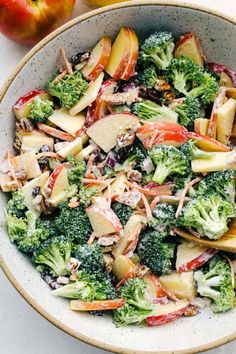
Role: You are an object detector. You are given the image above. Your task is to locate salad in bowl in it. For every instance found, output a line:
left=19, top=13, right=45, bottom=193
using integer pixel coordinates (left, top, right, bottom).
left=1, top=26, right=236, bottom=328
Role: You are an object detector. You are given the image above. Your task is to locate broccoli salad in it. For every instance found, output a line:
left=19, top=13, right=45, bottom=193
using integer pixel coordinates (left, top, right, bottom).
left=1, top=28, right=236, bottom=327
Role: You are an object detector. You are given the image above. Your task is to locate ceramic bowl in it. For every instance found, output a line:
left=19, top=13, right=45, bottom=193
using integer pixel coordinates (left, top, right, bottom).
left=1, top=1, right=236, bottom=353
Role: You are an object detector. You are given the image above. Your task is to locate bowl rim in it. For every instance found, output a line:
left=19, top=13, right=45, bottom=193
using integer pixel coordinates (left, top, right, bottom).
left=1, top=1, right=236, bottom=353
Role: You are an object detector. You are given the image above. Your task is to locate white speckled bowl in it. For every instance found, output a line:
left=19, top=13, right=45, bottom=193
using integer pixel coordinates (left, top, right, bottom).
left=1, top=1, right=236, bottom=353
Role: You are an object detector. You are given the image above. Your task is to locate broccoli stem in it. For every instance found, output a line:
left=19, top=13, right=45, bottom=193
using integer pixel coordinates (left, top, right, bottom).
left=153, top=164, right=170, bottom=184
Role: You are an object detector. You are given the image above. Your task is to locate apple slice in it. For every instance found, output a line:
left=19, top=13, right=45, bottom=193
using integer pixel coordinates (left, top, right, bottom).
left=160, top=271, right=197, bottom=301
left=48, top=108, right=85, bottom=137
left=226, top=87, right=236, bottom=99
left=176, top=242, right=217, bottom=273
left=57, top=137, right=82, bottom=158
left=194, top=118, right=209, bottom=136
left=81, top=36, right=112, bottom=81
left=192, top=150, right=236, bottom=173
left=121, top=28, right=139, bottom=80
left=45, top=164, right=69, bottom=206
left=105, top=27, right=131, bottom=80
left=86, top=196, right=123, bottom=237
left=188, top=132, right=230, bottom=152
left=70, top=298, right=125, bottom=311
left=112, top=255, right=137, bottom=281
left=22, top=172, right=49, bottom=215
left=13, top=90, right=51, bottom=120
left=75, top=144, right=96, bottom=160
left=112, top=214, right=147, bottom=258
left=144, top=274, right=167, bottom=301
left=69, top=72, right=104, bottom=116
left=103, top=173, right=126, bottom=201
left=15, top=152, right=41, bottom=179
left=86, top=113, right=139, bottom=153
left=37, top=123, right=74, bottom=142
left=174, top=32, right=205, bottom=67
left=220, top=72, right=234, bottom=87
left=21, top=133, right=54, bottom=153
left=146, top=301, right=190, bottom=326
left=216, top=98, right=236, bottom=145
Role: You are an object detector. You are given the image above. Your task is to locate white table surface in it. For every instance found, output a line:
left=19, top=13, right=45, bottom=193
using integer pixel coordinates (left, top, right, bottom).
left=1, top=1, right=236, bottom=353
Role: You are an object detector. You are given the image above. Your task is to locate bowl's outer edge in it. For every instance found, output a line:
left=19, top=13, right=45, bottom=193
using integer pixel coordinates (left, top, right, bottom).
left=1, top=1, right=236, bottom=353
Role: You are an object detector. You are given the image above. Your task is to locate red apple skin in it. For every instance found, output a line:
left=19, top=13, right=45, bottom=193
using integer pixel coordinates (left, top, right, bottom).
left=177, top=249, right=218, bottom=273
left=14, top=90, right=45, bottom=110
left=37, top=123, right=74, bottom=141
left=0, top=0, right=75, bottom=45
left=146, top=304, right=189, bottom=326
left=47, top=164, right=65, bottom=192
left=187, top=132, right=230, bottom=152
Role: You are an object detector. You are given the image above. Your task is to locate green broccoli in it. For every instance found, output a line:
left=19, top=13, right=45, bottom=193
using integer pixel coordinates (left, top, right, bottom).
left=149, top=203, right=176, bottom=236
left=33, top=235, right=73, bottom=276
left=148, top=145, right=189, bottom=184
left=52, top=270, right=115, bottom=300
left=7, top=190, right=27, bottom=218
left=194, top=256, right=235, bottom=313
left=111, top=202, right=133, bottom=226
left=36, top=217, right=59, bottom=238
left=48, top=71, right=88, bottom=109
left=196, top=170, right=236, bottom=204
left=78, top=185, right=99, bottom=207
left=113, top=277, right=154, bottom=326
left=132, top=99, right=178, bottom=123
left=140, top=65, right=158, bottom=88
left=67, top=156, right=86, bottom=185
left=28, top=97, right=54, bottom=123
left=165, top=56, right=198, bottom=95
left=6, top=211, right=50, bottom=252
left=140, top=31, right=174, bottom=70
left=188, top=71, right=219, bottom=105
left=55, top=202, right=92, bottom=244
left=180, top=140, right=215, bottom=160
left=117, top=140, right=147, bottom=172
left=75, top=244, right=105, bottom=277
left=137, top=229, right=176, bottom=275
left=173, top=97, right=201, bottom=129
left=178, top=193, right=236, bottom=240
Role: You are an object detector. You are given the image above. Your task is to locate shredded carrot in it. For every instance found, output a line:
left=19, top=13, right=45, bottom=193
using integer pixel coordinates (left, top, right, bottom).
left=148, top=130, right=159, bottom=149
left=123, top=224, right=144, bottom=256
left=175, top=177, right=201, bottom=218
left=82, top=178, right=112, bottom=185
left=150, top=195, right=160, bottom=209
left=52, top=69, right=67, bottom=84
left=141, top=193, right=152, bottom=219
left=87, top=232, right=96, bottom=245
left=126, top=180, right=173, bottom=197
left=37, top=123, right=74, bottom=142
left=60, top=48, right=73, bottom=75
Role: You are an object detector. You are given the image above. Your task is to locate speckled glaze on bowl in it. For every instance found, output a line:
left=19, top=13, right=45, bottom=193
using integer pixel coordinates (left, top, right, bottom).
left=1, top=1, right=236, bottom=353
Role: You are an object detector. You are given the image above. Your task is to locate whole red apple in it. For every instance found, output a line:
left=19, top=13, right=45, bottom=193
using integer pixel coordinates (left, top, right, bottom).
left=0, top=0, right=75, bottom=45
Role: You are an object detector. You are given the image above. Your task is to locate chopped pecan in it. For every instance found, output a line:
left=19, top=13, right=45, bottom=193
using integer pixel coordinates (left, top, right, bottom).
left=162, top=90, right=175, bottom=101
left=184, top=304, right=200, bottom=317
left=116, top=132, right=135, bottom=149
left=104, top=254, right=114, bottom=273
left=127, top=169, right=142, bottom=182
left=155, top=76, right=172, bottom=91
left=16, top=118, right=34, bottom=133
left=103, top=88, right=141, bottom=106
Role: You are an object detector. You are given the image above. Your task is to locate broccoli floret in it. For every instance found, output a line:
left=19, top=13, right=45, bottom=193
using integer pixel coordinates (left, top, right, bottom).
left=140, top=31, right=174, bottom=70
left=149, top=203, right=176, bottom=236
left=36, top=217, right=59, bottom=238
left=75, top=244, right=105, bottom=277
left=148, top=145, right=189, bottom=185
left=67, top=156, right=86, bottom=185
left=6, top=211, right=50, bottom=252
left=132, top=99, right=178, bottom=123
left=33, top=235, right=73, bottom=276
left=118, top=140, right=147, bottom=171
left=113, top=277, right=154, bottom=326
left=28, top=97, right=54, bottom=123
left=196, top=170, right=236, bottom=204
left=55, top=203, right=92, bottom=244
left=165, top=56, right=198, bottom=95
left=137, top=230, right=176, bottom=275
left=142, top=172, right=154, bottom=185
left=78, top=185, right=99, bottom=207
left=178, top=193, right=236, bottom=240
left=173, top=97, right=201, bottom=129
left=111, top=202, right=133, bottom=226
left=7, top=190, right=27, bottom=218
left=140, top=65, right=158, bottom=88
left=194, top=256, right=235, bottom=313
left=180, top=140, right=215, bottom=160
left=48, top=71, right=88, bottom=109
left=188, top=71, right=219, bottom=105
left=52, top=270, right=115, bottom=300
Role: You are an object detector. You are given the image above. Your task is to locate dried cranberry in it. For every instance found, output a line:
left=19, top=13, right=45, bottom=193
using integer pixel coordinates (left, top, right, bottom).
left=39, top=145, right=50, bottom=153
left=32, top=186, right=40, bottom=197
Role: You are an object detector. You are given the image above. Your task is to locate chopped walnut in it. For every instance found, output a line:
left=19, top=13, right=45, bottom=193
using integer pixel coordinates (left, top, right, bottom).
left=16, top=118, right=34, bottom=133
left=155, top=77, right=172, bottom=91
left=97, top=235, right=120, bottom=247
left=127, top=169, right=142, bottom=183
left=103, top=88, right=141, bottom=106
left=104, top=254, right=114, bottom=273
left=117, top=190, right=141, bottom=209
left=184, top=304, right=200, bottom=317
left=162, top=90, right=175, bottom=101
left=67, top=257, right=81, bottom=274
left=116, top=132, right=135, bottom=149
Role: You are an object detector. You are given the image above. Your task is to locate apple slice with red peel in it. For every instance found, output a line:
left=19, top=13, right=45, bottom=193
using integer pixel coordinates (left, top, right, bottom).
left=174, top=32, right=205, bottom=67
left=22, top=172, right=49, bottom=216
left=86, top=196, right=123, bottom=237
left=15, top=152, right=41, bottom=179
left=216, top=98, right=236, bottom=145
left=57, top=137, right=82, bottom=158
left=194, top=118, right=209, bottom=136
left=176, top=242, right=217, bottom=273
left=48, top=108, right=85, bottom=137
left=37, top=123, right=74, bottom=142
left=21, top=133, right=54, bottom=153
left=81, top=36, right=112, bottom=81
left=13, top=90, right=51, bottom=120
left=103, top=173, right=126, bottom=201
left=112, top=255, right=137, bottom=281
left=144, top=274, right=167, bottom=302
left=146, top=301, right=190, bottom=326
left=69, top=72, right=104, bottom=116
left=105, top=27, right=131, bottom=80
left=159, top=272, right=197, bottom=301
left=45, top=165, right=69, bottom=206
left=188, top=132, right=230, bottom=152
left=86, top=113, right=139, bottom=153
left=70, top=298, right=125, bottom=311
left=121, top=28, right=139, bottom=80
